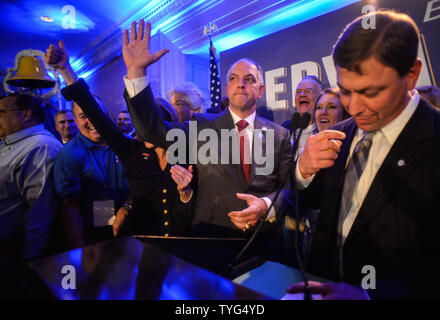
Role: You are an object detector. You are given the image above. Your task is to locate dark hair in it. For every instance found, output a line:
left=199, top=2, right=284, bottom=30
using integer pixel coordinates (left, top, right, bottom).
left=55, top=109, right=73, bottom=117
left=0, top=93, right=45, bottom=123
left=119, top=110, right=129, bottom=113
left=333, top=10, right=419, bottom=78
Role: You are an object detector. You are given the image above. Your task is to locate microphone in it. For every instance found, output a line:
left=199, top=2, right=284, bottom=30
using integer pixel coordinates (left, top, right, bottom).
left=299, top=112, right=311, bottom=130
left=291, top=112, right=302, bottom=132
left=226, top=112, right=312, bottom=294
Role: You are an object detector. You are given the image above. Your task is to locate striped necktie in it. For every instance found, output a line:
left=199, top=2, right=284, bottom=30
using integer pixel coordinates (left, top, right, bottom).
left=338, top=130, right=376, bottom=280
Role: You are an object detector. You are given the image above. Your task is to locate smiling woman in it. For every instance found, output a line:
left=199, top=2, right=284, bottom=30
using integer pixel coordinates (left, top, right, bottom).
left=314, top=87, right=350, bottom=132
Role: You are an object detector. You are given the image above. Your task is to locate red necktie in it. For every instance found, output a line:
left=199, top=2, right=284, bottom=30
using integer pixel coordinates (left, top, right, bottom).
left=236, top=120, right=251, bottom=183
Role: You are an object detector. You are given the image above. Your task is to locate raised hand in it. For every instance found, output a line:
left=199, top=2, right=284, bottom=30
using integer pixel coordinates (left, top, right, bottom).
left=123, top=19, right=169, bottom=79
left=44, top=40, right=77, bottom=85
left=44, top=40, right=69, bottom=70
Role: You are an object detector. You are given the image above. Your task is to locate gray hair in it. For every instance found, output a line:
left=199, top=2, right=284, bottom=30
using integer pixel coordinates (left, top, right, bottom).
left=167, top=82, right=206, bottom=112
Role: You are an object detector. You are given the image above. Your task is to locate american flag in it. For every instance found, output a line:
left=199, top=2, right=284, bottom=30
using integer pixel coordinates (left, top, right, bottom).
left=209, top=43, right=221, bottom=110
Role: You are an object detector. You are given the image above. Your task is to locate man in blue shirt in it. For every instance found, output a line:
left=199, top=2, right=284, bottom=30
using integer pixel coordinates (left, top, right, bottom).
left=54, top=100, right=129, bottom=249
left=0, top=94, right=62, bottom=260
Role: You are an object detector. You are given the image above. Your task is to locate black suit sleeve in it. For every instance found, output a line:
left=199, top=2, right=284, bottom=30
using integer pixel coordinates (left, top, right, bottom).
left=124, top=86, right=188, bottom=149
left=263, top=126, right=294, bottom=220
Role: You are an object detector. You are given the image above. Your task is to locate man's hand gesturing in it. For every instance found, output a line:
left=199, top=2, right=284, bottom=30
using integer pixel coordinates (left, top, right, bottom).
left=123, top=19, right=169, bottom=79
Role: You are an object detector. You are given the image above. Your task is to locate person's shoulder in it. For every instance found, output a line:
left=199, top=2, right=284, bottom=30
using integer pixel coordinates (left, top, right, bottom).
left=193, top=111, right=223, bottom=122
left=56, top=136, right=86, bottom=161
left=257, top=115, right=289, bottom=134
left=34, top=130, right=63, bottom=146
left=330, top=117, right=355, bottom=132
left=281, top=119, right=292, bottom=129
left=24, top=130, right=63, bottom=156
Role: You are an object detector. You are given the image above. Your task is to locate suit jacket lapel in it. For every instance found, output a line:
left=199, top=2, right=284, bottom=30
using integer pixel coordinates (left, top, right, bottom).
left=347, top=100, right=434, bottom=242
left=321, top=119, right=357, bottom=234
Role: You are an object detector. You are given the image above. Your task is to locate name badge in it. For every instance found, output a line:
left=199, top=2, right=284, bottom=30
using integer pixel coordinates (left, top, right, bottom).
left=93, top=200, right=115, bottom=227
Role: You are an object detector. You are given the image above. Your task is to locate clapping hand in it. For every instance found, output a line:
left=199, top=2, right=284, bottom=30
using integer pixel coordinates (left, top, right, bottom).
left=170, top=165, right=194, bottom=203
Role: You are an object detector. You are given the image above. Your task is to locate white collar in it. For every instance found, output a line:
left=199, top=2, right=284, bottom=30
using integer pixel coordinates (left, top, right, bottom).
left=228, top=108, right=256, bottom=129
left=357, top=89, right=419, bottom=144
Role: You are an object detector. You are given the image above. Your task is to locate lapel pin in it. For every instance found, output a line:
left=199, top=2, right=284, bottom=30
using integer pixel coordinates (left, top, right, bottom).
left=397, top=159, right=405, bottom=167
left=259, top=127, right=267, bottom=139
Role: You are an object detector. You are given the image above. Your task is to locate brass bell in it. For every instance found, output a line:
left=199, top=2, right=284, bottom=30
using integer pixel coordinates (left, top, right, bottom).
left=6, top=56, right=56, bottom=89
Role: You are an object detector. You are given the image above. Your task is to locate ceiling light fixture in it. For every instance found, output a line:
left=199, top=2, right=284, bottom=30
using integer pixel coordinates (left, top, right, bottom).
left=40, top=16, right=54, bottom=22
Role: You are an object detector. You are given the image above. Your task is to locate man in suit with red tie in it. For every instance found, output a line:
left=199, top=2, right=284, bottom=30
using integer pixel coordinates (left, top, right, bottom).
left=287, top=10, right=440, bottom=299
left=122, top=20, right=292, bottom=261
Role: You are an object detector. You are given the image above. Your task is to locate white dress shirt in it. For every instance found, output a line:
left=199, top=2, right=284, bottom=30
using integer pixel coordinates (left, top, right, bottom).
left=296, top=90, right=420, bottom=243
left=294, top=123, right=316, bottom=159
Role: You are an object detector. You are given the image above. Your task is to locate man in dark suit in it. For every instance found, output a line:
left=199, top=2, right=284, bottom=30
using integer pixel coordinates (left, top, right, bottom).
left=286, top=10, right=440, bottom=299
left=121, top=20, right=292, bottom=256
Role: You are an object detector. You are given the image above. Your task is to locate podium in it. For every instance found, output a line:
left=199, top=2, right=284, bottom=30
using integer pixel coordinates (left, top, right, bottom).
left=136, top=235, right=265, bottom=279
left=28, top=237, right=272, bottom=300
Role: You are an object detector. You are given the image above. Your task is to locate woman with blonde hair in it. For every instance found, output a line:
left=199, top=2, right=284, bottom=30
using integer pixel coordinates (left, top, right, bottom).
left=167, top=82, right=206, bottom=122
left=314, top=87, right=350, bottom=132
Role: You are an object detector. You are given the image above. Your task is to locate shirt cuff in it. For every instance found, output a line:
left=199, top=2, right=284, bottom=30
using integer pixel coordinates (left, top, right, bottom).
left=262, top=197, right=276, bottom=222
left=123, top=75, right=149, bottom=98
left=295, top=158, right=315, bottom=189
left=180, top=189, right=193, bottom=204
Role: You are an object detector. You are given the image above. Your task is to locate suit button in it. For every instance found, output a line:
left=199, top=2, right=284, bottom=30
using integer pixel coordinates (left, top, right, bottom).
left=162, top=199, right=167, bottom=204
left=164, top=221, right=169, bottom=226
left=164, top=233, right=169, bottom=237
left=162, top=189, right=167, bottom=194
left=163, top=210, right=168, bottom=214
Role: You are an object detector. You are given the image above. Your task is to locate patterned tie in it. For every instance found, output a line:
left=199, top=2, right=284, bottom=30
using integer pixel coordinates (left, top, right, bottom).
left=236, top=120, right=251, bottom=183
left=338, top=131, right=376, bottom=280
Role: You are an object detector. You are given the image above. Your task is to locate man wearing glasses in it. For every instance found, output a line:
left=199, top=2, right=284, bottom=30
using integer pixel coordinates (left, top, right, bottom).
left=0, top=94, right=62, bottom=261
left=283, top=75, right=323, bottom=156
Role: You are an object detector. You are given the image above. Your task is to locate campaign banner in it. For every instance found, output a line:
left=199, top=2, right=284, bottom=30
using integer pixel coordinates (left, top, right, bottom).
left=220, top=0, right=440, bottom=124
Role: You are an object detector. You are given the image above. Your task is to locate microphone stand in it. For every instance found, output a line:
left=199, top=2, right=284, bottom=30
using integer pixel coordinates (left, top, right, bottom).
left=227, top=113, right=312, bottom=300
left=290, top=112, right=312, bottom=300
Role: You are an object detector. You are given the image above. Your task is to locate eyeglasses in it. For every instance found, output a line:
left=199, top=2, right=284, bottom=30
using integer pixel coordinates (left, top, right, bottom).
left=296, top=88, right=313, bottom=95
left=173, top=100, right=190, bottom=109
